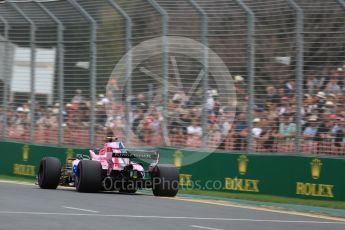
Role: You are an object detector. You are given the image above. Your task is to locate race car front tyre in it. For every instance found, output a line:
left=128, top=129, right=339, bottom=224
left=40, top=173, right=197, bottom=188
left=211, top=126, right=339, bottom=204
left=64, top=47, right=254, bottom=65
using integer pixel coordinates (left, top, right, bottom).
left=76, top=160, right=101, bottom=193
left=38, top=157, right=61, bottom=189
left=152, top=164, right=179, bottom=197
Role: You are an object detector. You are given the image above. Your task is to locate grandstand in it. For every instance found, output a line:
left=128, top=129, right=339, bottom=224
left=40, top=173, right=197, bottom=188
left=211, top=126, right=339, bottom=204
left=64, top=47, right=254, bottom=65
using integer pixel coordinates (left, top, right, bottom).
left=0, top=0, right=345, bottom=156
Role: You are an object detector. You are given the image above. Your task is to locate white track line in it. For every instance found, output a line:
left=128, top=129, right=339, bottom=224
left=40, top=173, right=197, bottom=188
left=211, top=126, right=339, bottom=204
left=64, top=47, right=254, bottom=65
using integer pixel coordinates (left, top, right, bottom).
left=62, top=206, right=99, bottom=213
left=0, top=211, right=344, bottom=224
left=1, top=180, right=344, bottom=223
left=191, top=225, right=223, bottom=230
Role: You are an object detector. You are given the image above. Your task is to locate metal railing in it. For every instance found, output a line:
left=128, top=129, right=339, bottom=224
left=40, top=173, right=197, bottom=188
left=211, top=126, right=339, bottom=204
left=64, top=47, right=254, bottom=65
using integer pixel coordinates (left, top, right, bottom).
left=0, top=0, right=344, bottom=157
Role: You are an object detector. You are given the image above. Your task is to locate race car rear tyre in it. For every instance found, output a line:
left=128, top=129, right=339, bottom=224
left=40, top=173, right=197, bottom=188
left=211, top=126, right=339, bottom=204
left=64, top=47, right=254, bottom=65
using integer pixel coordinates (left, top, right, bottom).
left=76, top=160, right=101, bottom=193
left=38, top=157, right=61, bottom=189
left=152, top=164, right=179, bottom=197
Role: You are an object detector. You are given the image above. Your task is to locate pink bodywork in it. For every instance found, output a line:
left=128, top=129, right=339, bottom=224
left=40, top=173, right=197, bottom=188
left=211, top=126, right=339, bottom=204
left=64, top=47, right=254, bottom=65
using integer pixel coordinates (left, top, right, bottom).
left=88, top=142, right=144, bottom=172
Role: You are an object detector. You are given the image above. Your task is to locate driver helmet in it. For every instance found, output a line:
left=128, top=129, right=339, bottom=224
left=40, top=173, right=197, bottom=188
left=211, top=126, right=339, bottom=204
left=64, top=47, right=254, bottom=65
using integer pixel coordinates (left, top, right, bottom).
left=105, top=135, right=118, bottom=143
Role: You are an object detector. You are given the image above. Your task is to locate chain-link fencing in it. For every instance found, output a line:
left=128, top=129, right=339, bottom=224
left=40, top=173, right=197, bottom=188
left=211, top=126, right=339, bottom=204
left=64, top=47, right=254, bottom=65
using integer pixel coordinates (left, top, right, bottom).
left=0, top=0, right=345, bottom=157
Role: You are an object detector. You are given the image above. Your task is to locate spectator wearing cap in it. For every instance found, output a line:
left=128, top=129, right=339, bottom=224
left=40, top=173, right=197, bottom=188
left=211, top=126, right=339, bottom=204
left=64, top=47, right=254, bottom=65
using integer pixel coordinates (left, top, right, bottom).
left=97, top=94, right=110, bottom=106
left=252, top=118, right=263, bottom=138
left=315, top=91, right=327, bottom=109
left=234, top=75, right=246, bottom=101
left=303, top=115, right=319, bottom=141
left=323, top=100, right=337, bottom=114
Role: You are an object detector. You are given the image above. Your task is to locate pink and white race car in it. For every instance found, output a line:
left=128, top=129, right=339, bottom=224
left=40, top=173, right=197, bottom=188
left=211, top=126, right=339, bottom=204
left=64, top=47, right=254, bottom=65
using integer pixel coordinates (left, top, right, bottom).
left=37, top=141, right=179, bottom=197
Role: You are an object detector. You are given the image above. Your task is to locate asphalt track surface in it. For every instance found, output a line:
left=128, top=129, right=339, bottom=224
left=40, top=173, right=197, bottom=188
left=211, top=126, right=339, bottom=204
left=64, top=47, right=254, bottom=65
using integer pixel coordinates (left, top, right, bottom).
left=0, top=181, right=344, bottom=230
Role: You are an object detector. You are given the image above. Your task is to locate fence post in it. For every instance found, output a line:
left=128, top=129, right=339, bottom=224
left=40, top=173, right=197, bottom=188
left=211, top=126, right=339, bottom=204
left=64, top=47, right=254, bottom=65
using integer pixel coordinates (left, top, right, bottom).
left=234, top=0, right=255, bottom=154
left=0, top=15, right=9, bottom=139
left=67, top=0, right=97, bottom=147
left=107, top=0, right=132, bottom=146
left=188, top=0, right=209, bottom=148
left=36, top=2, right=65, bottom=146
left=147, top=0, right=170, bottom=146
left=8, top=1, right=37, bottom=143
left=287, top=0, right=304, bottom=154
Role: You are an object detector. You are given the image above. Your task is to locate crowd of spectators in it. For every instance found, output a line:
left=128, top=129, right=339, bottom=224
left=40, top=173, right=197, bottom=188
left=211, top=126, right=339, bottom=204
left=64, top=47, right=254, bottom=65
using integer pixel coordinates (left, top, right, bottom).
left=1, top=65, right=345, bottom=155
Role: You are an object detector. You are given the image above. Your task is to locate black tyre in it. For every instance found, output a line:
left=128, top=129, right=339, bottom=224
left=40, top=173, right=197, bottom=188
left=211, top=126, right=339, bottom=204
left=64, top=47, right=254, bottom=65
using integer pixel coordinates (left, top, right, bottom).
left=38, top=157, right=61, bottom=189
left=76, top=160, right=101, bottom=193
left=119, top=188, right=137, bottom=194
left=152, top=164, right=179, bottom=197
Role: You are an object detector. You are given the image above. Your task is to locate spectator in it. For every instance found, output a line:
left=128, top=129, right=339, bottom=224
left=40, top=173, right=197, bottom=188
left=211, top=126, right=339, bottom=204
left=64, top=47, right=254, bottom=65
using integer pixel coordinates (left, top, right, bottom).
left=131, top=93, right=148, bottom=112
left=72, top=89, right=84, bottom=103
left=186, top=119, right=202, bottom=147
left=278, top=96, right=292, bottom=115
left=95, top=102, right=107, bottom=128
left=303, top=115, right=319, bottom=141
left=252, top=118, right=263, bottom=138
left=106, top=78, right=120, bottom=100
left=324, top=75, right=341, bottom=95
left=306, top=72, right=321, bottom=95
left=264, top=85, right=280, bottom=109
left=284, top=80, right=296, bottom=96
left=36, top=109, right=58, bottom=129
left=315, top=91, right=327, bottom=109
left=334, top=119, right=345, bottom=147
left=276, top=113, right=296, bottom=141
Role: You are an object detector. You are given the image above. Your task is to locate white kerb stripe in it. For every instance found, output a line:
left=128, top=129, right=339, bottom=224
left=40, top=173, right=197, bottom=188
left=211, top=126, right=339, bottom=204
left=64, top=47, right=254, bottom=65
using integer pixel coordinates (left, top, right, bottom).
left=190, top=225, right=224, bottom=230
left=62, top=206, right=99, bottom=213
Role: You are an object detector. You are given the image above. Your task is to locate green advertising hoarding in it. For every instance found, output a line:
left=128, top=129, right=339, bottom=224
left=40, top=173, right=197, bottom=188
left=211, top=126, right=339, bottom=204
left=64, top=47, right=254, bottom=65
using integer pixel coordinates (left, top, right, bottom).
left=158, top=147, right=345, bottom=201
left=0, top=141, right=87, bottom=179
left=0, top=141, right=344, bottom=201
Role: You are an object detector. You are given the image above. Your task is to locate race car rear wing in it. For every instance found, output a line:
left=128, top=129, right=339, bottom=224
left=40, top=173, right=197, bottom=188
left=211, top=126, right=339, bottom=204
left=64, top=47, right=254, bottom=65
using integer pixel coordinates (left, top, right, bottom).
left=112, top=149, right=159, bottom=162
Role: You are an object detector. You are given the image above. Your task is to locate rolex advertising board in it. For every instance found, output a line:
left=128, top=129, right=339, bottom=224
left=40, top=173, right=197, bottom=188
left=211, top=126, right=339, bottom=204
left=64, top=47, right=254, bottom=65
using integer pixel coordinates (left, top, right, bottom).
left=158, top=147, right=345, bottom=201
left=0, top=141, right=344, bottom=201
left=0, top=141, right=84, bottom=179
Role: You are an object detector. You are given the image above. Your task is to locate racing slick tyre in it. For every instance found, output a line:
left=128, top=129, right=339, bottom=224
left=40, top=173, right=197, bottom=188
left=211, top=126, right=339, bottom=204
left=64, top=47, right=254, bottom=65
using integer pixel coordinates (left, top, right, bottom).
left=76, top=160, right=101, bottom=193
left=152, top=164, right=179, bottom=197
left=38, top=157, right=61, bottom=189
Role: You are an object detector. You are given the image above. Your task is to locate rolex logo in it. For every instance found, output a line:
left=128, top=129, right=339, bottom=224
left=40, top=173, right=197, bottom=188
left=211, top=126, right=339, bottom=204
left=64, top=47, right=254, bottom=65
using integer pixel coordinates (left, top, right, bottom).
left=310, top=159, right=322, bottom=179
left=66, top=148, right=74, bottom=164
left=238, top=155, right=248, bottom=175
left=174, top=150, right=183, bottom=168
left=22, top=144, right=29, bottom=162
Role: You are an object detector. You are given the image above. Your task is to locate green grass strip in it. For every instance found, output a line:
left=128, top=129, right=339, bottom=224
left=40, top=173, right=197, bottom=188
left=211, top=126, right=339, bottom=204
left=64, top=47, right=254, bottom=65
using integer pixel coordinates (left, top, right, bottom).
left=0, top=175, right=35, bottom=183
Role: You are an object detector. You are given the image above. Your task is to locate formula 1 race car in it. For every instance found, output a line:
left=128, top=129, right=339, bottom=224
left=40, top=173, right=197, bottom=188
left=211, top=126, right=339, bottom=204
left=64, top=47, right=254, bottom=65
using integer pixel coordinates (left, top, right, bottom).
left=37, top=141, right=179, bottom=197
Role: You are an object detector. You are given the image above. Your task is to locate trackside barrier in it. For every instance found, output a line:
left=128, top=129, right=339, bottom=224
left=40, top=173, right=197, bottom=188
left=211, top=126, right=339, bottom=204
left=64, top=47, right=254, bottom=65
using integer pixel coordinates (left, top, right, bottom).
left=0, top=141, right=344, bottom=201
